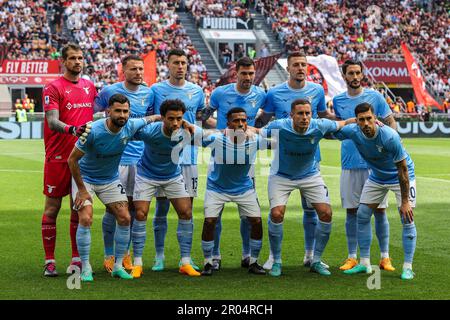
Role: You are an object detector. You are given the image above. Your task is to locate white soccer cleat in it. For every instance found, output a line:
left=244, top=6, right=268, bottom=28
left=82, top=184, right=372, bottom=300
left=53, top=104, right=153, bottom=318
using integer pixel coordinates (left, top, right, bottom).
left=263, top=255, right=274, bottom=270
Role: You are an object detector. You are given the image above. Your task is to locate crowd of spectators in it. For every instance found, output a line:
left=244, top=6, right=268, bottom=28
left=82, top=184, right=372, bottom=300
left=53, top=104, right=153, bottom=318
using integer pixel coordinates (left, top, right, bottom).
left=258, top=0, right=449, bottom=98
left=0, top=0, right=58, bottom=61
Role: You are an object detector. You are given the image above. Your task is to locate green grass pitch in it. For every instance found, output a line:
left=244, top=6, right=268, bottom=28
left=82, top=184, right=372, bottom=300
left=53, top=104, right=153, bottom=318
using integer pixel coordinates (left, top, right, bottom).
left=0, top=138, right=449, bottom=300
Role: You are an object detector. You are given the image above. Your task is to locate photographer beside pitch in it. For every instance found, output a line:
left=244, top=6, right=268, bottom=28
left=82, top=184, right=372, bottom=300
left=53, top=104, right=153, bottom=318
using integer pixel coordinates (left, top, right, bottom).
left=334, top=103, right=417, bottom=280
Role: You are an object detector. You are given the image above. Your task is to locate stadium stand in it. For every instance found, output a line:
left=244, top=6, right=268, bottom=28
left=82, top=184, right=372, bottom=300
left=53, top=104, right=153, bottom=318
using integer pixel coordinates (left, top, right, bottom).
left=259, top=0, right=449, bottom=99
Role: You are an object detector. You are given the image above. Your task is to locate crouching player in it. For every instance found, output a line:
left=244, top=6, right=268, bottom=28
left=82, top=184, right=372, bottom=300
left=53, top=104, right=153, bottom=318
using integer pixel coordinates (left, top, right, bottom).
left=200, top=107, right=269, bottom=276
left=68, top=94, right=159, bottom=282
left=258, top=98, right=354, bottom=276
left=335, top=102, right=417, bottom=280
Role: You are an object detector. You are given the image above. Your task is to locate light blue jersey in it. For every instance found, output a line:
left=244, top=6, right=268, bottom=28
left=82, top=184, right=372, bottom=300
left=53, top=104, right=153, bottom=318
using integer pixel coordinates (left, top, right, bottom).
left=203, top=133, right=269, bottom=195
left=76, top=118, right=147, bottom=185
left=333, top=89, right=392, bottom=170
left=94, top=82, right=154, bottom=166
left=261, top=118, right=338, bottom=180
left=334, top=124, right=415, bottom=184
left=134, top=122, right=198, bottom=181
left=209, top=83, right=266, bottom=129
left=263, top=81, right=327, bottom=162
left=152, top=80, right=205, bottom=165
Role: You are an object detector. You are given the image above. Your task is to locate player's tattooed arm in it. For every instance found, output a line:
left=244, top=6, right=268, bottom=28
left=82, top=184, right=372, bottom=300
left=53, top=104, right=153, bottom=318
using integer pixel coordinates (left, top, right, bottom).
left=396, top=159, right=414, bottom=223
left=318, top=109, right=337, bottom=120
left=254, top=110, right=273, bottom=128
left=46, top=109, right=92, bottom=138
left=45, top=109, right=67, bottom=133
left=144, top=114, right=161, bottom=124
left=68, top=147, right=92, bottom=210
left=381, top=114, right=397, bottom=130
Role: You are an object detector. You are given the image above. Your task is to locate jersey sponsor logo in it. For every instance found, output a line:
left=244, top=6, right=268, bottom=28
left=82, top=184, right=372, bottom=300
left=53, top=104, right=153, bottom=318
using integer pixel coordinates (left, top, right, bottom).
left=66, top=102, right=92, bottom=110
left=44, top=95, right=50, bottom=105
left=83, top=87, right=90, bottom=95
left=47, top=185, right=56, bottom=194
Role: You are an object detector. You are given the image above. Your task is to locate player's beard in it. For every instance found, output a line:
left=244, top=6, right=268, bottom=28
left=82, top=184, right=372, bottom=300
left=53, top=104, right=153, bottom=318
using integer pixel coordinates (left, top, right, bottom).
left=111, top=117, right=128, bottom=128
left=67, top=65, right=82, bottom=77
left=347, top=79, right=361, bottom=90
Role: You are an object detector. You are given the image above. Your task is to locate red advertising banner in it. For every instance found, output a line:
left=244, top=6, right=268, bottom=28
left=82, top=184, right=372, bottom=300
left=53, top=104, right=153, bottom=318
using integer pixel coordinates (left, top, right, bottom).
left=0, top=74, right=60, bottom=85
left=401, top=43, right=442, bottom=110
left=0, top=60, right=60, bottom=74
left=363, top=60, right=410, bottom=83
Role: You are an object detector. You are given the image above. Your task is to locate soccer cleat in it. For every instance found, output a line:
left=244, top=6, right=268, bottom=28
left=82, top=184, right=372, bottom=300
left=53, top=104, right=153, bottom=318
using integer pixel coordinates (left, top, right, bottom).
left=339, top=258, right=358, bottom=271
left=201, top=263, right=214, bottom=276
left=241, top=256, right=250, bottom=268
left=304, top=257, right=330, bottom=269
left=401, top=268, right=415, bottom=280
left=131, top=265, right=143, bottom=278
left=212, top=258, right=221, bottom=271
left=263, top=256, right=274, bottom=270
left=343, top=264, right=373, bottom=275
left=269, top=262, right=282, bottom=277
left=379, top=258, right=395, bottom=271
left=178, top=259, right=201, bottom=271
left=43, top=262, right=58, bottom=277
left=112, top=267, right=133, bottom=280
left=179, top=264, right=201, bottom=277
left=122, top=254, right=133, bottom=271
left=152, top=258, right=165, bottom=272
left=103, top=256, right=115, bottom=273
left=80, top=269, right=94, bottom=282
left=248, top=262, right=266, bottom=275
left=310, top=261, right=331, bottom=276
left=66, top=260, right=82, bottom=274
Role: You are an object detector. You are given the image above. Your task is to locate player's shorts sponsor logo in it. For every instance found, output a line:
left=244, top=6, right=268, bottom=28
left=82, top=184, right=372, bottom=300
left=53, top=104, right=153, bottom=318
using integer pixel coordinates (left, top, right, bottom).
left=47, top=185, right=56, bottom=194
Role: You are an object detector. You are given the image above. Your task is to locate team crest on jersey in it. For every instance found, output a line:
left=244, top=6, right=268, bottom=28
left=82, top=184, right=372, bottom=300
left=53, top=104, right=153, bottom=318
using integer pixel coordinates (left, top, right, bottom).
left=44, top=95, right=50, bottom=105
left=187, top=92, right=193, bottom=100
left=83, top=87, right=90, bottom=95
left=249, top=99, right=257, bottom=108
left=122, top=138, right=129, bottom=145
left=47, top=185, right=56, bottom=194
left=376, top=144, right=384, bottom=153
left=141, top=99, right=145, bottom=106
left=310, top=137, right=315, bottom=144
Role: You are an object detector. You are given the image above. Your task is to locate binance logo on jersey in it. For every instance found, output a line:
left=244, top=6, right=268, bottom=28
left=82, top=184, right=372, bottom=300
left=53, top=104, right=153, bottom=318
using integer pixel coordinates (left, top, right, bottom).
left=66, top=102, right=92, bottom=110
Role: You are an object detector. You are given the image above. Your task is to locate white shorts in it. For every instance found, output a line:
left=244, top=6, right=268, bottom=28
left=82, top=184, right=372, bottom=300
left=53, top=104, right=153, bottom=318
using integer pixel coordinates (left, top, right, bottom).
left=204, top=189, right=261, bottom=219
left=340, top=169, right=388, bottom=209
left=157, top=165, right=198, bottom=198
left=133, top=174, right=189, bottom=202
left=268, top=173, right=330, bottom=209
left=119, top=165, right=137, bottom=197
left=360, top=179, right=416, bottom=208
left=71, top=178, right=127, bottom=207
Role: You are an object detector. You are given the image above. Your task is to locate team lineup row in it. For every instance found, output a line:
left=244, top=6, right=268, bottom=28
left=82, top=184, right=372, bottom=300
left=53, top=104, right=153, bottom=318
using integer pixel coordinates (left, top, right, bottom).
left=41, top=44, right=416, bottom=282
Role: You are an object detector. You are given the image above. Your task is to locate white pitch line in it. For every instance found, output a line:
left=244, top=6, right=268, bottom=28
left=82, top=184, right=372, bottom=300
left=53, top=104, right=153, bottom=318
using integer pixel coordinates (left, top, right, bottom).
left=0, top=169, right=41, bottom=173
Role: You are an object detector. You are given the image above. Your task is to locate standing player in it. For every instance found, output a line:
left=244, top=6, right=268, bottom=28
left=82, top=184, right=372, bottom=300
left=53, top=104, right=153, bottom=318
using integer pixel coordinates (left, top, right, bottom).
left=335, top=103, right=417, bottom=280
left=200, top=108, right=269, bottom=276
left=41, top=43, right=95, bottom=277
left=68, top=94, right=158, bottom=282
left=149, top=49, right=206, bottom=272
left=333, top=60, right=397, bottom=271
left=94, top=55, right=155, bottom=274
left=130, top=99, right=200, bottom=278
left=203, top=56, right=266, bottom=270
left=258, top=52, right=334, bottom=269
left=258, top=99, right=353, bottom=276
